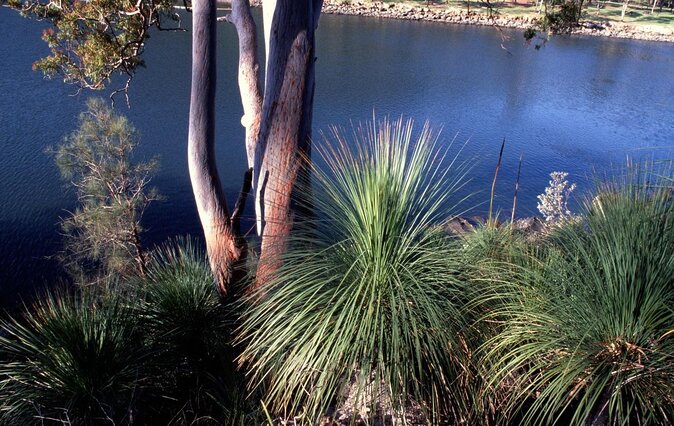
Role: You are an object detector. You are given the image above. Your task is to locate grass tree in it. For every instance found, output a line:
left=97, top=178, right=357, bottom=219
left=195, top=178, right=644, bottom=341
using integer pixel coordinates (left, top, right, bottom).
left=0, top=291, right=145, bottom=424
left=0, top=239, right=261, bottom=424
left=237, top=118, right=474, bottom=423
left=134, top=237, right=243, bottom=423
left=480, top=164, right=674, bottom=425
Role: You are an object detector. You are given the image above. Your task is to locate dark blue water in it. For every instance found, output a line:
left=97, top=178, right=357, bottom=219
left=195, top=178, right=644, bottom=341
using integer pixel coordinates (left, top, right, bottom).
left=1, top=8, right=673, bottom=304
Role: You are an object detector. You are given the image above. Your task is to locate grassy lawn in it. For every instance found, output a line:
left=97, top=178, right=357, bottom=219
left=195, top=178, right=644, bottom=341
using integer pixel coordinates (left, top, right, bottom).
left=368, top=0, right=674, bottom=29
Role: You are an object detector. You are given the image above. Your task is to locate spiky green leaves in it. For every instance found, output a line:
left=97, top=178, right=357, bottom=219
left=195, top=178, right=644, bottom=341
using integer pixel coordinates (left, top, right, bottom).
left=481, top=166, right=674, bottom=425
left=237, top=118, right=472, bottom=423
left=140, top=237, right=229, bottom=366
left=0, top=238, right=240, bottom=424
left=0, top=291, right=145, bottom=424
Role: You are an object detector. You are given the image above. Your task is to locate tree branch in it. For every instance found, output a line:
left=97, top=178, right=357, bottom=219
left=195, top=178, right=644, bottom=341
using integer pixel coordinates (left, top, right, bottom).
left=232, top=167, right=253, bottom=235
left=231, top=0, right=263, bottom=169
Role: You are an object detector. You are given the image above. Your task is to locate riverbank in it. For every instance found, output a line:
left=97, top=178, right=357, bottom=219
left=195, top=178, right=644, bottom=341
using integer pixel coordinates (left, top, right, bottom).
left=321, top=1, right=674, bottom=43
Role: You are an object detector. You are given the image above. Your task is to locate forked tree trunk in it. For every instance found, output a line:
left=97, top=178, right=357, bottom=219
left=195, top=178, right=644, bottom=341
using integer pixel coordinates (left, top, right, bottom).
left=188, top=0, right=245, bottom=295
left=190, top=0, right=322, bottom=294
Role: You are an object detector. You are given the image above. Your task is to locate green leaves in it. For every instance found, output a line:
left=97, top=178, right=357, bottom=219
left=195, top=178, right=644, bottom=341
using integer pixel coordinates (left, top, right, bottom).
left=480, top=164, right=674, bottom=425
left=140, top=237, right=229, bottom=365
left=12, top=0, right=181, bottom=91
left=237, top=117, right=473, bottom=423
left=0, top=238, right=252, bottom=424
left=55, top=98, right=160, bottom=281
left=0, top=291, right=145, bottom=424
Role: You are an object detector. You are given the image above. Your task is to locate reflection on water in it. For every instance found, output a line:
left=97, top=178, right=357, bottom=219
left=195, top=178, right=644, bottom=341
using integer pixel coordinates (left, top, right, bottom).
left=1, top=9, right=673, bottom=304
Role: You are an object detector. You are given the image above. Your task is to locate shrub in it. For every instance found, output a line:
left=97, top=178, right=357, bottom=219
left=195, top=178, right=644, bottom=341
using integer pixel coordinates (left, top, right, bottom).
left=537, top=171, right=576, bottom=223
left=140, top=237, right=228, bottom=365
left=0, top=239, right=258, bottom=425
left=481, top=166, right=674, bottom=425
left=237, top=118, right=473, bottom=423
left=136, top=237, right=236, bottom=422
left=0, top=290, right=145, bottom=424
left=54, top=97, right=160, bottom=282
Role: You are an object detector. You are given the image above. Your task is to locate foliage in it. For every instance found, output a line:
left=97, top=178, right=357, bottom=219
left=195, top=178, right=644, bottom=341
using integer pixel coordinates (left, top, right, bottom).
left=546, top=0, right=583, bottom=33
left=55, top=97, right=160, bottom=282
left=524, top=0, right=583, bottom=46
left=456, top=223, right=550, bottom=424
left=140, top=237, right=228, bottom=367
left=0, top=290, right=145, bottom=425
left=481, top=165, right=674, bottom=425
left=460, top=224, right=520, bottom=265
left=134, top=237, right=264, bottom=424
left=0, top=238, right=264, bottom=425
left=237, top=118, right=474, bottom=423
left=537, top=171, right=576, bottom=223
left=10, top=0, right=180, bottom=92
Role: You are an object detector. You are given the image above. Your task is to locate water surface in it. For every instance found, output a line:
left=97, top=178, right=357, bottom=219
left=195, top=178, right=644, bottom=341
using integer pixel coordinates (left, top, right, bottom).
left=1, top=9, right=673, bottom=304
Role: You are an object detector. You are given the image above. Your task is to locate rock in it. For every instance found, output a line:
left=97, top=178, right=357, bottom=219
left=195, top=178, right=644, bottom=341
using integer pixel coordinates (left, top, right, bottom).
left=582, top=21, right=605, bottom=31
left=445, top=217, right=476, bottom=235
left=515, top=217, right=545, bottom=234
left=319, top=0, right=674, bottom=43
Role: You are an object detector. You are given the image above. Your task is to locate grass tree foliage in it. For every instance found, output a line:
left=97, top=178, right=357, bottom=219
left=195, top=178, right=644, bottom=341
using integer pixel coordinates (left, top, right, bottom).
left=140, top=237, right=229, bottom=367
left=0, top=291, right=145, bottom=424
left=135, top=238, right=259, bottom=424
left=0, top=239, right=257, bottom=425
left=481, top=165, right=674, bottom=425
left=237, top=118, right=473, bottom=423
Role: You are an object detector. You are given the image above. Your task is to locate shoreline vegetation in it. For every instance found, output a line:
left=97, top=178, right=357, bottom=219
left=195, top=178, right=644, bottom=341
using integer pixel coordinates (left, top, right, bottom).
left=248, top=0, right=674, bottom=43
left=1, top=102, right=672, bottom=424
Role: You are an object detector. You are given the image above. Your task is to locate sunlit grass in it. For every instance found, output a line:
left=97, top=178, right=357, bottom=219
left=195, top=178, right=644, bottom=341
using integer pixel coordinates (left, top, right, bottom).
left=237, top=117, right=474, bottom=423
left=480, top=163, right=674, bottom=425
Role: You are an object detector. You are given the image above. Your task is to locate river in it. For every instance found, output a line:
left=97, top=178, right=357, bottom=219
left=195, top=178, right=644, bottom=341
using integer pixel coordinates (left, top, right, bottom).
left=1, top=7, right=673, bottom=304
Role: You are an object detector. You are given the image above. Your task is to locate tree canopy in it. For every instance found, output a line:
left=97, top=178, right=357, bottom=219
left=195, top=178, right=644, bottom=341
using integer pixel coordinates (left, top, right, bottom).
left=9, top=0, right=182, bottom=95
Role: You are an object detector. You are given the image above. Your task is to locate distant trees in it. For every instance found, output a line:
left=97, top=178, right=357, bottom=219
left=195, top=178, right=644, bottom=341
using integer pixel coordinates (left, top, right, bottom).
left=525, top=0, right=583, bottom=45
left=12, top=0, right=324, bottom=294
left=55, top=98, right=159, bottom=282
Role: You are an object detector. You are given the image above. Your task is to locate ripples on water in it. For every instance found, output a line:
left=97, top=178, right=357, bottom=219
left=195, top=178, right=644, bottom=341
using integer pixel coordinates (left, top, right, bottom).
left=1, top=9, right=673, bottom=304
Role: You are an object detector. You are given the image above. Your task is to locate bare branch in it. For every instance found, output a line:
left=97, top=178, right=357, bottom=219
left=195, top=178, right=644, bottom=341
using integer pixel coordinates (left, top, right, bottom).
left=232, top=167, right=253, bottom=235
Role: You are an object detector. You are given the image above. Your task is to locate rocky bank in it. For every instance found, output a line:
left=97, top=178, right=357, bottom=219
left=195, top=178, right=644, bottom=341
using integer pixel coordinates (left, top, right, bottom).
left=321, top=0, right=674, bottom=43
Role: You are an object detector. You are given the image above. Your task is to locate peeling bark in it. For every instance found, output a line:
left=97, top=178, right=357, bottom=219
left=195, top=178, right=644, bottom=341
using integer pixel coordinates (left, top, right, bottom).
left=252, top=0, right=322, bottom=290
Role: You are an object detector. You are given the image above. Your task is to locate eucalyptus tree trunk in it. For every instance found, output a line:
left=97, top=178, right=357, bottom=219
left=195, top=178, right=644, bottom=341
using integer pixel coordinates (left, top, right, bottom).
left=189, top=0, right=322, bottom=294
left=188, top=0, right=245, bottom=295
left=231, top=0, right=263, bottom=169
left=252, top=0, right=323, bottom=289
